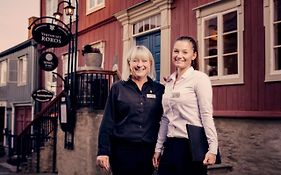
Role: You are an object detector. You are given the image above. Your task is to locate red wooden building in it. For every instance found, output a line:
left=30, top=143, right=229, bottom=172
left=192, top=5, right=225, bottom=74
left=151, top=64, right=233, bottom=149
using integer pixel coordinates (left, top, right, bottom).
left=39, top=0, right=281, bottom=117
left=39, top=0, right=281, bottom=174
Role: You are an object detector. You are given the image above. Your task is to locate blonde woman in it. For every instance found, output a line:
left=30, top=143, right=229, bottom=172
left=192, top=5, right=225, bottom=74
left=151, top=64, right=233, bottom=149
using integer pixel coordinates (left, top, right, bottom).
left=97, top=45, right=164, bottom=175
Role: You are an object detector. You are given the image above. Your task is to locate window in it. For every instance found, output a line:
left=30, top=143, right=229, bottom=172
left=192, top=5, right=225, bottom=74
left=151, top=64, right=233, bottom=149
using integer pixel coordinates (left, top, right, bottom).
left=195, top=0, right=244, bottom=85
left=46, top=0, right=58, bottom=22
left=62, top=52, right=78, bottom=76
left=8, top=59, right=17, bottom=83
left=86, top=0, right=105, bottom=14
left=18, top=55, right=27, bottom=86
left=45, top=69, right=57, bottom=95
left=0, top=60, right=7, bottom=86
left=264, top=0, right=281, bottom=81
left=89, top=41, right=105, bottom=68
left=133, top=15, right=161, bottom=36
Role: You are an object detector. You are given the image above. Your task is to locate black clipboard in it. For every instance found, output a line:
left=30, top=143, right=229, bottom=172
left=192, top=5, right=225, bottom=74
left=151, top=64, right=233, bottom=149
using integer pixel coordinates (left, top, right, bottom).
left=186, top=124, right=221, bottom=164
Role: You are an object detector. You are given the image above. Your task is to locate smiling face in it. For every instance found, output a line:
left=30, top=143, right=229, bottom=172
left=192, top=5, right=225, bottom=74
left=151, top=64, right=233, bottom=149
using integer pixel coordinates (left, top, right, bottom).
left=128, top=47, right=152, bottom=80
left=172, top=40, right=197, bottom=71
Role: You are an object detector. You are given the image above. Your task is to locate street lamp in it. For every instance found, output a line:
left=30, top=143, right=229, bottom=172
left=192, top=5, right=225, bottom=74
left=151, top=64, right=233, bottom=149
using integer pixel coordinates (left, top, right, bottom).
left=53, top=1, right=75, bottom=20
left=53, top=0, right=79, bottom=149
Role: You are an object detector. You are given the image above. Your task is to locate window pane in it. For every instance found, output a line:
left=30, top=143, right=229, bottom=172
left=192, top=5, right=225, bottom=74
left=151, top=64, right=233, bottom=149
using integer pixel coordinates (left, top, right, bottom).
left=90, top=0, right=95, bottom=8
left=223, top=11, right=237, bottom=33
left=223, top=54, right=238, bottom=75
left=274, top=47, right=281, bottom=70
left=144, top=19, right=150, bottom=31
left=204, top=38, right=217, bottom=56
left=150, top=16, right=156, bottom=29
left=204, top=18, right=217, bottom=37
left=274, top=22, right=281, bottom=45
left=223, top=32, right=237, bottom=54
left=97, top=0, right=103, bottom=4
left=274, top=0, right=281, bottom=21
left=204, top=57, right=218, bottom=76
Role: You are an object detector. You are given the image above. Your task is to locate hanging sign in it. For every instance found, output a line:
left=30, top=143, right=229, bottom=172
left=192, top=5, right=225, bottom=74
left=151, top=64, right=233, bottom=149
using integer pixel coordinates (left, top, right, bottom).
left=32, top=23, right=71, bottom=48
left=32, top=89, right=54, bottom=102
left=39, top=52, right=58, bottom=71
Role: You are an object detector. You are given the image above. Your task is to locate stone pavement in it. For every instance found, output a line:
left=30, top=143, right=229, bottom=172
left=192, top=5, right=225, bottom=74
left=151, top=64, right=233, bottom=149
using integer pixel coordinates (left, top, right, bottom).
left=0, top=155, right=16, bottom=175
left=0, top=155, right=56, bottom=175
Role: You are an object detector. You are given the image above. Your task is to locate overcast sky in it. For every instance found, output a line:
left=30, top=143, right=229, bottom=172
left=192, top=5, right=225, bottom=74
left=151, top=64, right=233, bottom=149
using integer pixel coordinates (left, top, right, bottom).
left=0, top=0, right=40, bottom=52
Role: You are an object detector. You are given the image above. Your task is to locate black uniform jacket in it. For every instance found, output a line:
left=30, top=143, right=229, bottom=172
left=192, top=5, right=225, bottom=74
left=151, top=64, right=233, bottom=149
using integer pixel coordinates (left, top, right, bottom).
left=97, top=77, right=165, bottom=156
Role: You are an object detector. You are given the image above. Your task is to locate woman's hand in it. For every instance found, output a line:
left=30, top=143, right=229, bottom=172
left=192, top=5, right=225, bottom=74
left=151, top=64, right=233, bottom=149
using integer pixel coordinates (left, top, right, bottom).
left=152, top=152, right=161, bottom=168
left=96, top=155, right=110, bottom=171
left=203, top=152, right=216, bottom=165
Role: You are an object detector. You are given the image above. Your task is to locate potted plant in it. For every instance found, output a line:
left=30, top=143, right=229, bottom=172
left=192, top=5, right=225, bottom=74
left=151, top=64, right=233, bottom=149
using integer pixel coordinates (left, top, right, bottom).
left=82, top=45, right=103, bottom=70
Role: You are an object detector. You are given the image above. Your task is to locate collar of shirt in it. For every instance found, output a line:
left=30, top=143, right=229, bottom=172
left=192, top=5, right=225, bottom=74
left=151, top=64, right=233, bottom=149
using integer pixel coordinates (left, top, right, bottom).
left=125, top=76, right=154, bottom=92
left=170, top=66, right=194, bottom=82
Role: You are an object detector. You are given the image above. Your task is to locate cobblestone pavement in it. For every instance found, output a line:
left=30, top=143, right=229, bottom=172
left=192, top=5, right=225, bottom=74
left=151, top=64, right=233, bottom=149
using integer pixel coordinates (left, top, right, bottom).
left=0, top=155, right=56, bottom=175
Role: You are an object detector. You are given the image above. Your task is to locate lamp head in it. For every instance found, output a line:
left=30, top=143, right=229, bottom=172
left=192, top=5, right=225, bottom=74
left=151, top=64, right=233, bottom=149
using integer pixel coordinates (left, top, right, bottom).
left=64, top=5, right=75, bottom=16
left=53, top=11, right=63, bottom=20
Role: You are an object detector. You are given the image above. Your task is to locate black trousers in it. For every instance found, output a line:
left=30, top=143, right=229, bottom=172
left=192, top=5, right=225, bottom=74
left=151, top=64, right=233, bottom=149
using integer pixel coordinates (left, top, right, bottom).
left=110, top=140, right=155, bottom=175
left=158, top=138, right=207, bottom=175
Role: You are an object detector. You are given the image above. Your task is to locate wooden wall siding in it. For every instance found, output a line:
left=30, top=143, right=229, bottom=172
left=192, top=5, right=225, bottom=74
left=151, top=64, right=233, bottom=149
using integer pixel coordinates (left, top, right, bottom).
left=79, top=0, right=145, bottom=31
left=78, top=21, right=123, bottom=70
left=39, top=0, right=281, bottom=115
left=170, top=0, right=281, bottom=115
left=213, top=0, right=280, bottom=113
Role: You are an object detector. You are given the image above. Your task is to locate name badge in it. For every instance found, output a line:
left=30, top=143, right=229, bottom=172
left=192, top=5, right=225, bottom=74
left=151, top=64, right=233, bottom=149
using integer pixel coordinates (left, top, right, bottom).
left=171, top=92, right=180, bottom=98
left=147, top=94, right=156, bottom=98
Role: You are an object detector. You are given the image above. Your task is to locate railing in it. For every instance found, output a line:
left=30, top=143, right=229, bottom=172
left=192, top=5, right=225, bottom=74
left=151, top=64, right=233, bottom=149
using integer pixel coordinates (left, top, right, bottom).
left=75, top=69, right=120, bottom=110
left=15, top=91, right=64, bottom=173
left=10, top=70, right=120, bottom=173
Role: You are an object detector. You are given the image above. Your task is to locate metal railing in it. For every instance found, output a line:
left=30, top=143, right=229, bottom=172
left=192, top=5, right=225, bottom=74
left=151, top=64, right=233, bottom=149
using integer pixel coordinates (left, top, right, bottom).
left=8, top=70, right=120, bottom=173
left=15, top=91, right=64, bottom=173
left=75, top=69, right=120, bottom=110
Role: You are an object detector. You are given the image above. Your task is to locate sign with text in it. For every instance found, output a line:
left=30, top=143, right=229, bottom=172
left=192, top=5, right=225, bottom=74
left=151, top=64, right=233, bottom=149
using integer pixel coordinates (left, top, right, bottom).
left=39, top=52, right=58, bottom=71
left=32, top=23, right=71, bottom=48
left=32, top=89, right=54, bottom=102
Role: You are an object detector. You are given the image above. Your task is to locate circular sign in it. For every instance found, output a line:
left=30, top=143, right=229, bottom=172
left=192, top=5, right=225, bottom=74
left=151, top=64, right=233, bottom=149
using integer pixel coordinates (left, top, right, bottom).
left=39, top=52, right=58, bottom=71
left=32, top=23, right=71, bottom=48
left=32, top=89, right=54, bottom=102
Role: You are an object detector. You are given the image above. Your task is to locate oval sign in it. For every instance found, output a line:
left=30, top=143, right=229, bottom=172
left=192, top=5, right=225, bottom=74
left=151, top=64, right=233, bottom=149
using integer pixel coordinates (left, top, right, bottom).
left=32, top=23, right=71, bottom=48
left=32, top=89, right=54, bottom=102
left=39, top=52, right=58, bottom=71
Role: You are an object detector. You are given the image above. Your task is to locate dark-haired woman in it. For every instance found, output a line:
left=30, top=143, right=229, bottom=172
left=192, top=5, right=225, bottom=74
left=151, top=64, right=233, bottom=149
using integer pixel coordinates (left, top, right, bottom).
left=152, top=36, right=219, bottom=175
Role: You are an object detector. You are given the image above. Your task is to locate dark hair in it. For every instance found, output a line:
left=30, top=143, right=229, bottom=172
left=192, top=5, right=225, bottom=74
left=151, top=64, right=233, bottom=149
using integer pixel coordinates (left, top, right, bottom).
left=175, top=36, right=199, bottom=70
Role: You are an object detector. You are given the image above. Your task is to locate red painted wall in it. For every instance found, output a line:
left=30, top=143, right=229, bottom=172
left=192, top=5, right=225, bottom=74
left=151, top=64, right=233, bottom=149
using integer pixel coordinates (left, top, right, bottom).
left=39, top=0, right=281, bottom=117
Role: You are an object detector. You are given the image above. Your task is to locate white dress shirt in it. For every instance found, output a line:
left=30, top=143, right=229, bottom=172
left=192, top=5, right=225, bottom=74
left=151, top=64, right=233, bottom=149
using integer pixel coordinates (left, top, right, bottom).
left=155, top=67, right=218, bottom=155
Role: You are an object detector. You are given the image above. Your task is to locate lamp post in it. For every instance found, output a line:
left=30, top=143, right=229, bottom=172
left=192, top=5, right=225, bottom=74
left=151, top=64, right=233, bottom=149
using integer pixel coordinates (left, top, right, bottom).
left=53, top=0, right=78, bottom=101
left=53, top=0, right=79, bottom=149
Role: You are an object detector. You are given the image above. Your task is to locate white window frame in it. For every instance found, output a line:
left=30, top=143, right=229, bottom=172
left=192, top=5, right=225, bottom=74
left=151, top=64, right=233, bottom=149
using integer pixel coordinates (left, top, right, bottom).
left=264, top=0, right=281, bottom=82
left=17, top=55, right=27, bottom=86
left=132, top=14, right=161, bottom=36
left=62, top=52, right=79, bottom=76
left=46, top=0, right=58, bottom=22
left=86, top=0, right=105, bottom=15
left=45, top=69, right=57, bottom=95
left=195, top=0, right=244, bottom=86
left=90, top=40, right=105, bottom=68
left=0, top=60, right=7, bottom=86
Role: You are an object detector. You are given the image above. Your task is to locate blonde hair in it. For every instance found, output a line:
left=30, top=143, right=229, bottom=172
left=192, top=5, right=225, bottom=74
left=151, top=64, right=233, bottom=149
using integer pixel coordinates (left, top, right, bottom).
left=122, top=45, right=156, bottom=81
